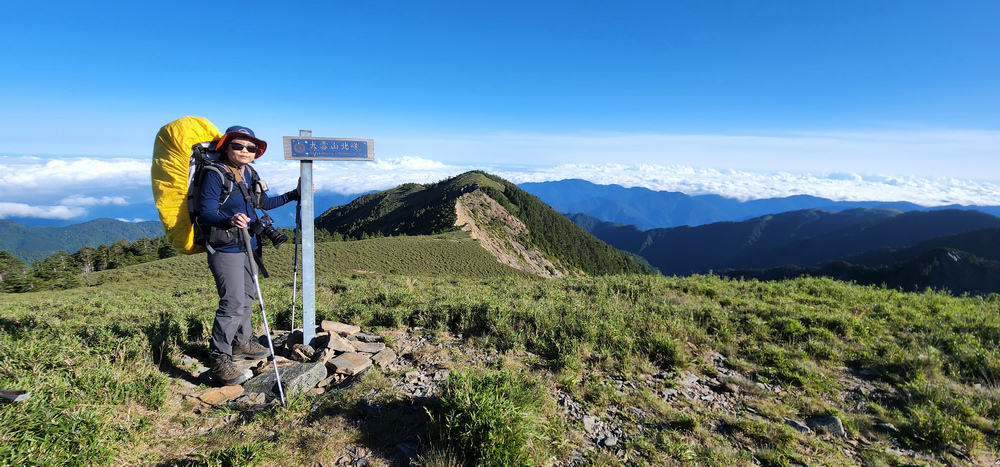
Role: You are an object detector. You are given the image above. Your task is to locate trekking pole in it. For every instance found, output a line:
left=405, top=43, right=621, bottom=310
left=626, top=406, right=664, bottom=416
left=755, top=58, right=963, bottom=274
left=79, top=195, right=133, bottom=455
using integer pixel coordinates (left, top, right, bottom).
left=290, top=200, right=301, bottom=332
left=241, top=227, right=287, bottom=406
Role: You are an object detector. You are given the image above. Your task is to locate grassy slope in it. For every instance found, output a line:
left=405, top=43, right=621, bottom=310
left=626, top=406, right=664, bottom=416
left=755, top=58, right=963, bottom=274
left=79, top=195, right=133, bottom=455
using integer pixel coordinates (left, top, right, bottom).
left=2, top=235, right=1000, bottom=465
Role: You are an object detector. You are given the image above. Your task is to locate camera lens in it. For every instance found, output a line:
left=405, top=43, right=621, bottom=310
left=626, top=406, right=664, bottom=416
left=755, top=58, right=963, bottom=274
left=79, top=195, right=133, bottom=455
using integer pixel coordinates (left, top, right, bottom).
left=250, top=214, right=289, bottom=249
left=266, top=227, right=289, bottom=249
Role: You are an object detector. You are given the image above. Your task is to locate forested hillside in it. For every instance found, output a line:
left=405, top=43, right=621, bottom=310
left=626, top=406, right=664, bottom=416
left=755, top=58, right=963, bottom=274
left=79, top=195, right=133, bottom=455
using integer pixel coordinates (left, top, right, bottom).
left=0, top=218, right=164, bottom=264
left=0, top=236, right=177, bottom=292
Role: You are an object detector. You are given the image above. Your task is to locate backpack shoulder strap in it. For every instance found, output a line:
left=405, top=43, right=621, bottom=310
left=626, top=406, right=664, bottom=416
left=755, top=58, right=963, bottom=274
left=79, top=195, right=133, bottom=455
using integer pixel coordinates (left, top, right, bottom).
left=202, top=161, right=237, bottom=204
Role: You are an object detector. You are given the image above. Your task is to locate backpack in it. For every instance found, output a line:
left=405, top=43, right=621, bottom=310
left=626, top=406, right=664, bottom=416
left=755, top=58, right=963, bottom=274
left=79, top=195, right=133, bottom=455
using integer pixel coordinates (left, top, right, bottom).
left=152, top=116, right=261, bottom=254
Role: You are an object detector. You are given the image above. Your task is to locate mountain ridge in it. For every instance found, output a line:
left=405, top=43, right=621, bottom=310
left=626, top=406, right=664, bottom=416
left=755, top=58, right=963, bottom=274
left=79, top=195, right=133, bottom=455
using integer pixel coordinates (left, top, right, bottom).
left=570, top=209, right=1000, bottom=295
left=522, top=178, right=1000, bottom=229
left=573, top=208, right=1000, bottom=274
left=315, top=171, right=651, bottom=277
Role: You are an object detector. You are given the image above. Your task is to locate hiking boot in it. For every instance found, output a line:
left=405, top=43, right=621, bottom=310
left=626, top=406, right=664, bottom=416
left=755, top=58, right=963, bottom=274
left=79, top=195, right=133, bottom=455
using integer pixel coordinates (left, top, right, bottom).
left=233, top=336, right=270, bottom=359
left=210, top=354, right=247, bottom=386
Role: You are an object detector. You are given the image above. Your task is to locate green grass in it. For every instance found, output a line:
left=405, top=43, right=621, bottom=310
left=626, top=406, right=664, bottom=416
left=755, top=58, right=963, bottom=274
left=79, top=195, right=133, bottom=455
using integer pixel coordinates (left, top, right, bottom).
left=428, top=369, right=557, bottom=466
left=2, top=235, right=1000, bottom=465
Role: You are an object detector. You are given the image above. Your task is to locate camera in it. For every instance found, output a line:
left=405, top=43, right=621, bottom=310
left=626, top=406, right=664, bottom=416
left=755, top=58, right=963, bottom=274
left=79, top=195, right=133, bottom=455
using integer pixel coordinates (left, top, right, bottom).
left=250, top=214, right=289, bottom=249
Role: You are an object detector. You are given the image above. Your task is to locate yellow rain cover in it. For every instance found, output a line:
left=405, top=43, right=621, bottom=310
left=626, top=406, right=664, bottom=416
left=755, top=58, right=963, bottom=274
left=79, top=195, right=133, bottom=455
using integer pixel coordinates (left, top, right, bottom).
left=151, top=116, right=222, bottom=254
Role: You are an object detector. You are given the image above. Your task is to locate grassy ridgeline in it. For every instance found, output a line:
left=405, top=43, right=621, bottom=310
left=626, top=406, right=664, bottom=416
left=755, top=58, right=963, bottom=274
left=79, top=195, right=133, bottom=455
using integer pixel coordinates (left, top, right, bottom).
left=2, top=235, right=1000, bottom=465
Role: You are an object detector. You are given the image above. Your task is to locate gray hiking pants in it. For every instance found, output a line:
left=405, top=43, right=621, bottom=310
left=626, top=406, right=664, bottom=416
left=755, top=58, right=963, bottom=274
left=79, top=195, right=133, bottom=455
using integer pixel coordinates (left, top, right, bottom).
left=207, top=250, right=255, bottom=357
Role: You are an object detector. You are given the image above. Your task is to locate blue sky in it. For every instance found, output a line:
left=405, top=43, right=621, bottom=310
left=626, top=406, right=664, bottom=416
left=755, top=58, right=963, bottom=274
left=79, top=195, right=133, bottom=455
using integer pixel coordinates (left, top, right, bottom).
left=2, top=1, right=999, bottom=223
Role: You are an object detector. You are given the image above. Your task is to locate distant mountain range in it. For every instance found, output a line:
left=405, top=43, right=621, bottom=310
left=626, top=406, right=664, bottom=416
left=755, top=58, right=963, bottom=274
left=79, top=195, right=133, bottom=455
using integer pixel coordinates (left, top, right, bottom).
left=520, top=179, right=1000, bottom=230
left=569, top=209, right=1000, bottom=294
left=8, top=176, right=1000, bottom=295
left=0, top=218, right=165, bottom=264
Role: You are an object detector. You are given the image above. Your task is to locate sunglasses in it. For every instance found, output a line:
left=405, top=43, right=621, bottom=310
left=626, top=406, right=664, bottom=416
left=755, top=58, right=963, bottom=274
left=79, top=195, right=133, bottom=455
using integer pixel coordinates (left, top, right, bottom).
left=229, top=142, right=259, bottom=153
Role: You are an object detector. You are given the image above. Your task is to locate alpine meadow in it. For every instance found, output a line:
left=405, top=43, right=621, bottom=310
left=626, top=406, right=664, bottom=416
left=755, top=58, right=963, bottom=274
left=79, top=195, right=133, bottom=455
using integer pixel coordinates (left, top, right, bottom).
left=4, top=171, right=1000, bottom=466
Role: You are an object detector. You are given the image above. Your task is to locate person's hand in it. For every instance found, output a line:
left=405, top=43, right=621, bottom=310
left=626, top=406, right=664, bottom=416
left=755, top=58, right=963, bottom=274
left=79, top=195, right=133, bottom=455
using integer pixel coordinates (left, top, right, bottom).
left=229, top=213, right=250, bottom=229
left=296, top=178, right=315, bottom=194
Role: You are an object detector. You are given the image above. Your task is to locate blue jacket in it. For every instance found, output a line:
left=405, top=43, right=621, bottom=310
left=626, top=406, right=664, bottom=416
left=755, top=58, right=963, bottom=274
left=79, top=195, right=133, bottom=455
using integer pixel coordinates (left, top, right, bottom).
left=198, top=165, right=296, bottom=253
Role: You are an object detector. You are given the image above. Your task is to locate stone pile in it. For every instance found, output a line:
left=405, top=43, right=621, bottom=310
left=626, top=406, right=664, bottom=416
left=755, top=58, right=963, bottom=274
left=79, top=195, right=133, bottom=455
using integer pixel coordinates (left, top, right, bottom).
left=184, top=320, right=397, bottom=407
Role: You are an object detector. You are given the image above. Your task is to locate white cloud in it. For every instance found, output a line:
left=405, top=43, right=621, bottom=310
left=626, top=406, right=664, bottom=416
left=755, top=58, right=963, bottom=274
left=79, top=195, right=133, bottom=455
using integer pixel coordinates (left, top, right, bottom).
left=492, top=164, right=1000, bottom=206
left=115, top=218, right=147, bottom=223
left=251, top=156, right=473, bottom=196
left=61, top=195, right=129, bottom=206
left=0, top=202, right=86, bottom=219
left=0, top=156, right=148, bottom=196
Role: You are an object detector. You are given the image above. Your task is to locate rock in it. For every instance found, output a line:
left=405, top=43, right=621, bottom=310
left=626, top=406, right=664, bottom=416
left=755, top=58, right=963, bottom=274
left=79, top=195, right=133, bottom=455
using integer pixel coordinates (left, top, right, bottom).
left=327, top=352, right=373, bottom=376
left=251, top=357, right=296, bottom=376
left=312, top=331, right=330, bottom=348
left=807, top=416, right=847, bottom=438
left=318, top=373, right=347, bottom=388
left=602, top=435, right=619, bottom=447
left=187, top=385, right=244, bottom=406
left=681, top=373, right=700, bottom=385
left=236, top=391, right=267, bottom=405
left=281, top=330, right=303, bottom=352
left=372, top=348, right=397, bottom=367
left=583, top=415, right=600, bottom=433
left=784, top=418, right=812, bottom=434
left=313, top=347, right=334, bottom=364
left=290, top=347, right=310, bottom=362
left=351, top=341, right=386, bottom=354
left=321, top=320, right=360, bottom=336
left=873, top=419, right=900, bottom=437
left=244, top=362, right=328, bottom=401
left=351, top=332, right=382, bottom=343
left=292, top=343, right=315, bottom=359
left=327, top=333, right=358, bottom=353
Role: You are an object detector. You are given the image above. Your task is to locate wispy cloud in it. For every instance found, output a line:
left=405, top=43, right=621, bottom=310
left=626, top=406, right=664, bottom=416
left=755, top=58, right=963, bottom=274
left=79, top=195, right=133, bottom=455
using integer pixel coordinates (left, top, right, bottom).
left=61, top=195, right=129, bottom=207
left=0, top=202, right=86, bottom=219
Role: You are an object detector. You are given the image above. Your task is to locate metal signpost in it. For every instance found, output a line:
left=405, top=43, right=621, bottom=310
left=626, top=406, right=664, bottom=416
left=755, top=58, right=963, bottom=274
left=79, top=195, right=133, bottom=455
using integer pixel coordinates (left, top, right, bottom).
left=284, top=132, right=374, bottom=346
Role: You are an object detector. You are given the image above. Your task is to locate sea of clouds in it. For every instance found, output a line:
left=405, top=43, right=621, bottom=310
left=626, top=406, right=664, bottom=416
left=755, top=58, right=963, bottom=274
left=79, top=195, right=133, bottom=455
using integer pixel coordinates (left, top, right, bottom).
left=2, top=154, right=1000, bottom=221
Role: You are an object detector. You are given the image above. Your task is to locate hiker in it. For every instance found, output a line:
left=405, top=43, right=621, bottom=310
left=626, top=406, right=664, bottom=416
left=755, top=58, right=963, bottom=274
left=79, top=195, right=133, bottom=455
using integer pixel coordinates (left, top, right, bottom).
left=199, top=125, right=300, bottom=385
